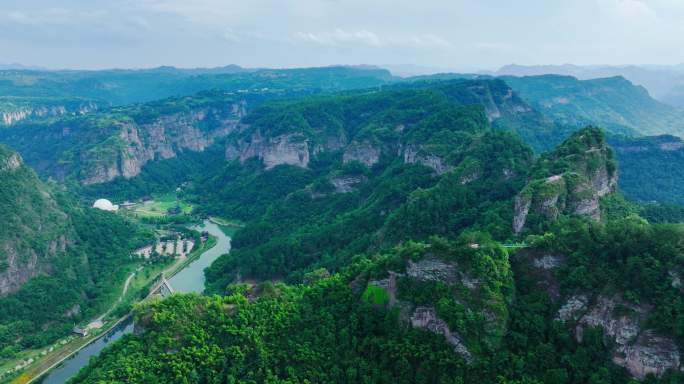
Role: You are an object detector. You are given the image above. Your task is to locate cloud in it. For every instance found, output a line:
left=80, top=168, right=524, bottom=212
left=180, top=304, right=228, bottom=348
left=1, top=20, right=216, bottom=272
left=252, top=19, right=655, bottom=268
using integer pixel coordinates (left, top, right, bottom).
left=597, top=0, right=658, bottom=24
left=295, top=29, right=452, bottom=50
left=1, top=0, right=683, bottom=70
left=406, top=34, right=452, bottom=48
left=295, top=29, right=383, bottom=47
left=222, top=30, right=242, bottom=43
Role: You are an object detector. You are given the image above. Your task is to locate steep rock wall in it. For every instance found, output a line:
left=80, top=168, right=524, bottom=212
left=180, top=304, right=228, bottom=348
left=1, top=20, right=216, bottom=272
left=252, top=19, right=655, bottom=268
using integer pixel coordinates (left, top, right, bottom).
left=80, top=104, right=244, bottom=185
left=1, top=101, right=99, bottom=125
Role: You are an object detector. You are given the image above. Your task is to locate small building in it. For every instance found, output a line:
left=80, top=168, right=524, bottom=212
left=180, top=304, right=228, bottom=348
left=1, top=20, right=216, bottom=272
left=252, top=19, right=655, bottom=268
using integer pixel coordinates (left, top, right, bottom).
left=92, top=199, right=119, bottom=212
left=72, top=326, right=88, bottom=337
left=167, top=205, right=182, bottom=215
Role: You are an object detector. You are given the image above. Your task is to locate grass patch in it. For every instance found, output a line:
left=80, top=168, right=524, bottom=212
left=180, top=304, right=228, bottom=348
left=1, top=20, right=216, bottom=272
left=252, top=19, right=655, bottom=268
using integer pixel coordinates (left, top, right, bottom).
left=362, top=285, right=390, bottom=306
left=126, top=193, right=194, bottom=218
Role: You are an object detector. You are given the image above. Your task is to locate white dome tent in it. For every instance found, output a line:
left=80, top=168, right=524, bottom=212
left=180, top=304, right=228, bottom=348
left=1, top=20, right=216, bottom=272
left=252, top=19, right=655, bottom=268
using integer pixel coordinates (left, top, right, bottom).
left=92, top=199, right=119, bottom=212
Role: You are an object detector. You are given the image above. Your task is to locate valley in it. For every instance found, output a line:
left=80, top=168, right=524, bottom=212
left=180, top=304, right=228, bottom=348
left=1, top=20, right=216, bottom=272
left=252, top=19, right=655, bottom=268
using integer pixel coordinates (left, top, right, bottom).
left=3, top=216, right=232, bottom=384
left=0, top=65, right=683, bottom=384
left=34, top=219, right=233, bottom=384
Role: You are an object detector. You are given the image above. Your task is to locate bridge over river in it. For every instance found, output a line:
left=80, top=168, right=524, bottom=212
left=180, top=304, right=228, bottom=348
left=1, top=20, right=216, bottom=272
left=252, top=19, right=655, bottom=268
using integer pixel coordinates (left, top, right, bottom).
left=149, top=273, right=175, bottom=298
left=33, top=220, right=231, bottom=384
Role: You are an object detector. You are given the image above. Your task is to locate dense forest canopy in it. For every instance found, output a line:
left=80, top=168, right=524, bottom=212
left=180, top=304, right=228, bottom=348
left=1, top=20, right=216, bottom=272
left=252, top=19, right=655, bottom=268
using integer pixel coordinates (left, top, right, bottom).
left=0, top=67, right=684, bottom=383
left=70, top=96, right=684, bottom=382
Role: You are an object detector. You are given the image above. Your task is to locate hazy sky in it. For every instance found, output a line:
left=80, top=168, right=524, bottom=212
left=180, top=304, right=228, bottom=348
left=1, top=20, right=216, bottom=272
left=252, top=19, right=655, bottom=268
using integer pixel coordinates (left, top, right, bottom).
left=1, top=0, right=683, bottom=70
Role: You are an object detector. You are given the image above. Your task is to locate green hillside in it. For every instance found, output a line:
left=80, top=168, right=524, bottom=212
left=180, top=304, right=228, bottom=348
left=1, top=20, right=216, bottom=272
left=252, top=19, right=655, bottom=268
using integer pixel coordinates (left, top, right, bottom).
left=0, top=145, right=151, bottom=359
left=69, top=124, right=684, bottom=383
left=1, top=74, right=683, bottom=383
left=502, top=75, right=684, bottom=137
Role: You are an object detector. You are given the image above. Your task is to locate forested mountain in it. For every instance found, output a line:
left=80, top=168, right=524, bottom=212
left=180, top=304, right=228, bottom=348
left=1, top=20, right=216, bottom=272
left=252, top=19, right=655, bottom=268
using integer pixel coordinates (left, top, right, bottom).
left=1, top=69, right=684, bottom=383
left=70, top=119, right=684, bottom=383
left=495, top=64, right=684, bottom=108
left=0, top=91, right=266, bottom=185
left=0, top=65, right=393, bottom=123
left=200, top=82, right=535, bottom=287
left=0, top=78, right=545, bottom=187
left=5, top=71, right=684, bottom=207
left=0, top=145, right=150, bottom=357
left=501, top=75, right=684, bottom=138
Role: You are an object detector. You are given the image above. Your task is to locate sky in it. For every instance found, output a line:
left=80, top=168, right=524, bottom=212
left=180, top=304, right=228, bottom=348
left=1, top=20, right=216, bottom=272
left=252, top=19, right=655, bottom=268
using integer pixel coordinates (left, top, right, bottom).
left=1, top=0, right=683, bottom=71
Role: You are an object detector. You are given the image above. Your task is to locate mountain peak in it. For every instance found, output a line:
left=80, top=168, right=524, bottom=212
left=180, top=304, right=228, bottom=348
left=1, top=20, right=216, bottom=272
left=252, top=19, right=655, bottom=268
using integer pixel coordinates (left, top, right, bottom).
left=513, top=126, right=617, bottom=234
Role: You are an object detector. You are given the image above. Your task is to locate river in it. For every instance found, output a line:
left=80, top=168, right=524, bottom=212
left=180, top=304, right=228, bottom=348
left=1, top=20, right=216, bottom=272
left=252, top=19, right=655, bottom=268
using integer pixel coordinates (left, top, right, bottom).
left=37, top=220, right=231, bottom=384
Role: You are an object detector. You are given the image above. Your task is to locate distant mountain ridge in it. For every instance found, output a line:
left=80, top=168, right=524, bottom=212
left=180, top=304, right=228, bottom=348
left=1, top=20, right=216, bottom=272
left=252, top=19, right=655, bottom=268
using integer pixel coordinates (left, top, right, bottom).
left=0, top=65, right=394, bottom=107
left=500, top=74, right=684, bottom=139
left=494, top=63, right=684, bottom=107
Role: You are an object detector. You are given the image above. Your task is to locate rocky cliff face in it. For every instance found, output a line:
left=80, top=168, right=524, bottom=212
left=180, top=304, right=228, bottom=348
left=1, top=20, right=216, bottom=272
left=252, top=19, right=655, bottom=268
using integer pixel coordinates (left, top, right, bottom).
left=330, top=175, right=366, bottom=193
left=513, top=127, right=618, bottom=233
left=573, top=296, right=681, bottom=379
left=409, top=306, right=473, bottom=361
left=361, top=243, right=510, bottom=363
left=0, top=100, right=99, bottom=125
left=365, top=258, right=476, bottom=362
left=226, top=131, right=310, bottom=170
left=0, top=235, right=67, bottom=295
left=523, top=248, right=682, bottom=379
left=402, top=145, right=451, bottom=175
left=610, top=135, right=684, bottom=154
left=80, top=103, right=245, bottom=185
left=223, top=79, right=534, bottom=176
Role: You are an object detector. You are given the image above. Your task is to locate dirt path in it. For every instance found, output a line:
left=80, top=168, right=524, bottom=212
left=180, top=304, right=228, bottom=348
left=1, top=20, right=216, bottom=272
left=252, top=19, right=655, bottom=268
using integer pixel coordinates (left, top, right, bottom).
left=93, top=267, right=139, bottom=324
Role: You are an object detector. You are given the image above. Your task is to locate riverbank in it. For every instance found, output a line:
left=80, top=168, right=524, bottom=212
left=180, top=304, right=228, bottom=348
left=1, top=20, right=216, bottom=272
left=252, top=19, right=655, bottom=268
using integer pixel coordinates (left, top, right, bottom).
left=3, top=228, right=219, bottom=384
left=12, top=315, right=131, bottom=384
left=209, top=216, right=244, bottom=228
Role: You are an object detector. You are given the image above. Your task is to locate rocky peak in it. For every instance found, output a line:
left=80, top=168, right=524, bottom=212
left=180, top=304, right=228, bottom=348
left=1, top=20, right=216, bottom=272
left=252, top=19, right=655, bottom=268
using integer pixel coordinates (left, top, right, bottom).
left=513, top=127, right=618, bottom=233
left=365, top=257, right=476, bottom=362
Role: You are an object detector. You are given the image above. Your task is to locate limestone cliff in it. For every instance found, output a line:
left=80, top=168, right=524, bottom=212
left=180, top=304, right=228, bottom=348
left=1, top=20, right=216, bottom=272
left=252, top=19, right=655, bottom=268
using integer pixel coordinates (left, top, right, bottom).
left=223, top=79, right=533, bottom=177
left=0, top=93, right=248, bottom=185
left=572, top=296, right=681, bottom=379
left=364, top=258, right=476, bottom=362
left=359, top=239, right=512, bottom=362
left=0, top=99, right=99, bottom=125
left=513, top=127, right=618, bottom=233
left=523, top=248, right=682, bottom=379
left=402, top=145, right=451, bottom=175
left=226, top=131, right=310, bottom=170
left=80, top=103, right=245, bottom=184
